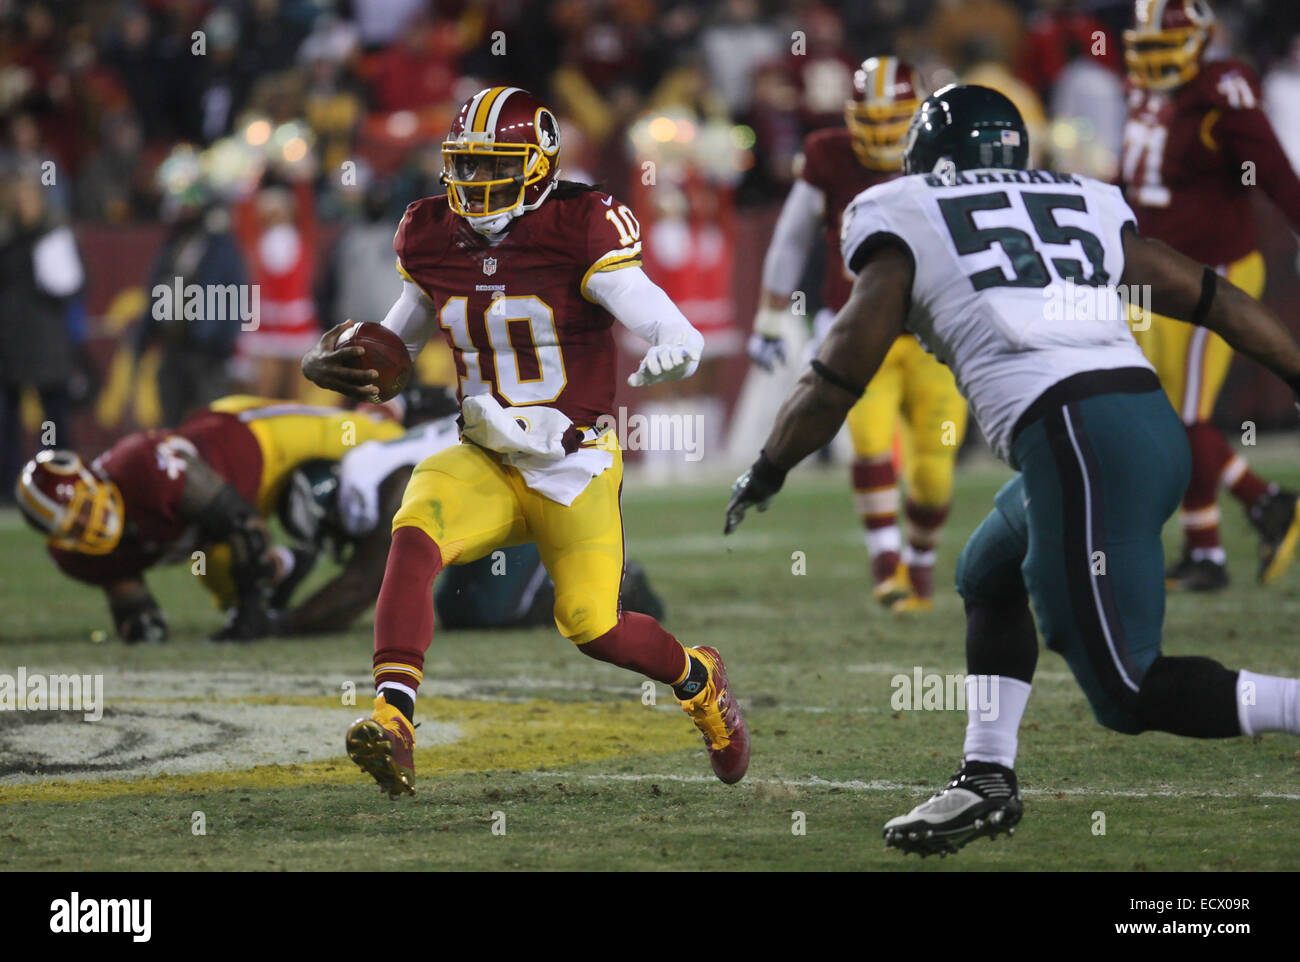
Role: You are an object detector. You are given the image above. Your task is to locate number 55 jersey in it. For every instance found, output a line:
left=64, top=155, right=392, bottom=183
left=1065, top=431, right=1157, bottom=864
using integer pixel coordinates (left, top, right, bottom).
left=840, top=170, right=1150, bottom=465
left=393, top=183, right=643, bottom=430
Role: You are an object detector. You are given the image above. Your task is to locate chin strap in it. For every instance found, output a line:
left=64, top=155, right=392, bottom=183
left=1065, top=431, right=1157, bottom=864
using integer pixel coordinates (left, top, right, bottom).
left=467, top=211, right=516, bottom=236
left=466, top=179, right=562, bottom=236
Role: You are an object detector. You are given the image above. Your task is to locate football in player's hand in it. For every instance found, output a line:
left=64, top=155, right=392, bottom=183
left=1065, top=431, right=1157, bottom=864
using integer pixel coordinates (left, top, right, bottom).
left=337, top=322, right=412, bottom=402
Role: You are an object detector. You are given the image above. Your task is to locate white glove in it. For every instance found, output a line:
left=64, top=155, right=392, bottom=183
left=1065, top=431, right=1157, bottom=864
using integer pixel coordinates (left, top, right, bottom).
left=628, top=338, right=701, bottom=387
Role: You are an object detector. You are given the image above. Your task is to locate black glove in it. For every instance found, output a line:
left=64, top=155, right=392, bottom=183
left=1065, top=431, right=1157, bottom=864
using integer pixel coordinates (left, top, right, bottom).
left=117, top=605, right=168, bottom=644
left=209, top=604, right=279, bottom=643
left=724, top=451, right=788, bottom=534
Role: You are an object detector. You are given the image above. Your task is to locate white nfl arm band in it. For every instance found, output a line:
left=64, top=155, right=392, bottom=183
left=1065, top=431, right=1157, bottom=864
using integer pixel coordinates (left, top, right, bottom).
left=586, top=266, right=704, bottom=371
left=380, top=280, right=437, bottom=361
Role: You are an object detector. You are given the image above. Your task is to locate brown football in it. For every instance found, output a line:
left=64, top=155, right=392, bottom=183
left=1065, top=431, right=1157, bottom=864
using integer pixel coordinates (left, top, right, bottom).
left=337, top=322, right=413, bottom=402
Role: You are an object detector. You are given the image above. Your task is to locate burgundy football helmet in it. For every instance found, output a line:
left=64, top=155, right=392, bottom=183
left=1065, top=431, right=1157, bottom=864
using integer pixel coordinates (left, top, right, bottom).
left=1125, top=0, right=1216, bottom=91
left=846, top=56, right=926, bottom=172
left=16, top=449, right=124, bottom=555
left=442, top=86, right=562, bottom=232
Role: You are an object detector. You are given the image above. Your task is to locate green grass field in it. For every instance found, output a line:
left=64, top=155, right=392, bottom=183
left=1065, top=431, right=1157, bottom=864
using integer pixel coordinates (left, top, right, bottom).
left=3, top=449, right=1300, bottom=871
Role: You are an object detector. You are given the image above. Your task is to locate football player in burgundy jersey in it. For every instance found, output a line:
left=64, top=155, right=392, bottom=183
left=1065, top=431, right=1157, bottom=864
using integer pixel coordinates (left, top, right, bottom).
left=1120, top=0, right=1300, bottom=591
left=15, top=397, right=401, bottom=642
left=302, top=87, right=750, bottom=797
left=750, top=57, right=968, bottom=612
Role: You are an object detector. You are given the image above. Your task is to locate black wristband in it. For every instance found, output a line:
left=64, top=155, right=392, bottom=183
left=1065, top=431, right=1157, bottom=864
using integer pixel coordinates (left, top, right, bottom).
left=810, top=359, right=865, bottom=397
left=1189, top=265, right=1218, bottom=327
left=753, top=450, right=788, bottom=494
left=1285, top=373, right=1300, bottom=401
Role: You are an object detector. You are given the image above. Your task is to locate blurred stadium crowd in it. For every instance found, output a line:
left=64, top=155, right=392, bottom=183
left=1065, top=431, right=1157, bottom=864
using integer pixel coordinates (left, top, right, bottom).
left=1, top=0, right=1298, bottom=501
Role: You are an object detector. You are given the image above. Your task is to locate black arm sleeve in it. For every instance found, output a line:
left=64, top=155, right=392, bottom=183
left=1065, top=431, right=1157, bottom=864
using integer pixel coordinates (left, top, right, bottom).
left=194, top=483, right=274, bottom=594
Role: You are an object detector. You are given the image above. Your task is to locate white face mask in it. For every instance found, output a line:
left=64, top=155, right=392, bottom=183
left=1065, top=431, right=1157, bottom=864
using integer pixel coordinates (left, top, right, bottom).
left=458, top=179, right=556, bottom=237
left=463, top=208, right=517, bottom=236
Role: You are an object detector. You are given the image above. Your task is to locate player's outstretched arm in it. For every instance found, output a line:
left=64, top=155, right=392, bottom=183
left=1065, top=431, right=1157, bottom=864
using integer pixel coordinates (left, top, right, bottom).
left=1122, top=229, right=1300, bottom=389
left=586, top=266, right=704, bottom=386
left=725, top=243, right=911, bottom=533
left=278, top=528, right=386, bottom=634
left=277, top=470, right=407, bottom=635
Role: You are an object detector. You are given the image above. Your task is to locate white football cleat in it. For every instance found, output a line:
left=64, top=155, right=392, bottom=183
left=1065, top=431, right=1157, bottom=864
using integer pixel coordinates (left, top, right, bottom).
left=883, top=759, right=1023, bottom=857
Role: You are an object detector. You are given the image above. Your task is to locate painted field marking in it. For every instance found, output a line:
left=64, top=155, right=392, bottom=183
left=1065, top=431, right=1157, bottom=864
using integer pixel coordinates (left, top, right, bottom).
left=845, top=663, right=1077, bottom=683
left=530, top=771, right=1300, bottom=802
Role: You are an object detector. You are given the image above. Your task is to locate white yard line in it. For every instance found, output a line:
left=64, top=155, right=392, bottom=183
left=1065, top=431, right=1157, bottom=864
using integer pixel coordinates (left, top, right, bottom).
left=530, top=770, right=1300, bottom=801
left=845, top=663, right=1077, bottom=683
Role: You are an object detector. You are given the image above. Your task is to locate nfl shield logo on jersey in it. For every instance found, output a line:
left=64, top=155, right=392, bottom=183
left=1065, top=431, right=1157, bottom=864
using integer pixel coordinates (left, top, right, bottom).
left=483, top=257, right=498, bottom=276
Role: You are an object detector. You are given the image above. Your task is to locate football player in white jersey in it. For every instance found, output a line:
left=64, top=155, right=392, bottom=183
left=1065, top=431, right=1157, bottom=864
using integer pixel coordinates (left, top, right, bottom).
left=727, top=85, right=1300, bottom=856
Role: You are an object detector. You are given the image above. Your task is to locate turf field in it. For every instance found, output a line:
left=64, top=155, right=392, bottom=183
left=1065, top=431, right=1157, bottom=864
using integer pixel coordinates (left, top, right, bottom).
left=3, top=446, right=1300, bottom=872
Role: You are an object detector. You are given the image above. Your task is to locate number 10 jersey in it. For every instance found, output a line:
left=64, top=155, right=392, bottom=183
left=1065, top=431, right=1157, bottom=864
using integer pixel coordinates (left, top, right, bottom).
left=394, top=185, right=644, bottom=428
left=840, top=169, right=1151, bottom=464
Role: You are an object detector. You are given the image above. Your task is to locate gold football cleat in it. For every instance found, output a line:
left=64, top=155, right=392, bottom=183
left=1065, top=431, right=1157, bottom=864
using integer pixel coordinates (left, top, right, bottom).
left=346, top=695, right=416, bottom=798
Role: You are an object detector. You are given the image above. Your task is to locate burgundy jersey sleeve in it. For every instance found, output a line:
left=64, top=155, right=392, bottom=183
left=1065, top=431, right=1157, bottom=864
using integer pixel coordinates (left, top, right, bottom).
left=393, top=197, right=449, bottom=293
left=1205, top=64, right=1300, bottom=234
left=798, top=128, right=838, bottom=194
left=578, top=190, right=643, bottom=301
left=792, top=128, right=892, bottom=311
left=97, top=430, right=192, bottom=537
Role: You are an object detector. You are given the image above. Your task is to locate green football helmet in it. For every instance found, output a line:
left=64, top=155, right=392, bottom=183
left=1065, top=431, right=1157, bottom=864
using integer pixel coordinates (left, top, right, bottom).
left=902, top=84, right=1029, bottom=177
left=279, top=458, right=342, bottom=549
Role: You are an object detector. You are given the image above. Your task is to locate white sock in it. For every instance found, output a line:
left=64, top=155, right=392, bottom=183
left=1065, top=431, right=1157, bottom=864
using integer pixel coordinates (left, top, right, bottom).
left=1189, top=546, right=1226, bottom=565
left=864, top=525, right=901, bottom=559
left=963, top=675, right=1032, bottom=769
left=1236, top=670, right=1300, bottom=736
left=901, top=544, right=937, bottom=568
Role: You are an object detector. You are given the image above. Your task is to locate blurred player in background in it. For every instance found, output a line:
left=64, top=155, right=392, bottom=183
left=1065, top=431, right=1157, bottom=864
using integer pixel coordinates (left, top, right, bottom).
left=15, top=395, right=400, bottom=642
left=1121, top=0, right=1300, bottom=591
left=303, top=87, right=749, bottom=797
left=749, top=57, right=967, bottom=612
left=271, top=387, right=665, bottom=634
